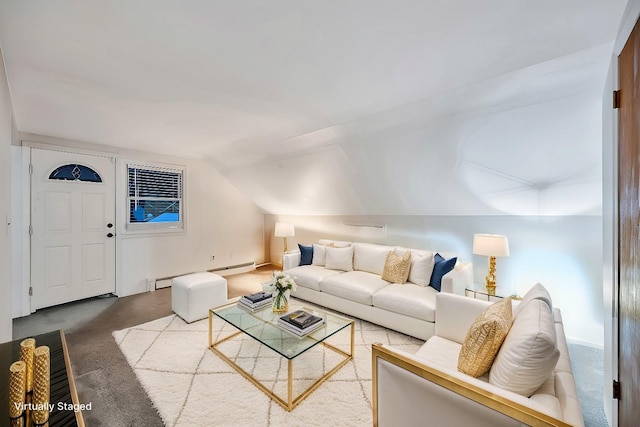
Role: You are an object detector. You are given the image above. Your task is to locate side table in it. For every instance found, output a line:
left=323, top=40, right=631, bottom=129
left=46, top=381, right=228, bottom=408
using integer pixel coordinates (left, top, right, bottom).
left=465, top=283, right=512, bottom=301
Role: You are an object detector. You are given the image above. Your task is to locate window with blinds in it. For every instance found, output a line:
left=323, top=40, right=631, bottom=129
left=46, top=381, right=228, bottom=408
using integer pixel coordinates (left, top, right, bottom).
left=127, top=164, right=184, bottom=231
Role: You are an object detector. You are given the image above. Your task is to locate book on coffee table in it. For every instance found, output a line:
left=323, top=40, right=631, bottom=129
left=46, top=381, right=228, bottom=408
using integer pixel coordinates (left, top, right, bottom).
left=243, top=291, right=272, bottom=304
left=278, top=319, right=325, bottom=337
left=278, top=310, right=324, bottom=337
left=239, top=291, right=273, bottom=312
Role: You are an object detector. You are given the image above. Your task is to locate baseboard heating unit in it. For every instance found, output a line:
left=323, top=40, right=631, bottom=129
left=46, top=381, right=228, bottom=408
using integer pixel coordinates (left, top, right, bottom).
left=149, top=261, right=256, bottom=290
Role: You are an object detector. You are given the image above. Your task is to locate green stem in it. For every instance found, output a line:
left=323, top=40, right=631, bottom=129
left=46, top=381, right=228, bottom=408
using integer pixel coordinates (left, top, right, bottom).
left=275, top=290, right=287, bottom=309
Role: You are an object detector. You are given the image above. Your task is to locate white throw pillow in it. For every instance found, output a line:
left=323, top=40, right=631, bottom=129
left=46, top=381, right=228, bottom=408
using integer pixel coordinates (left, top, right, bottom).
left=353, top=243, right=394, bottom=275
left=489, top=299, right=560, bottom=396
left=325, top=246, right=354, bottom=272
left=312, top=244, right=328, bottom=266
left=406, top=250, right=436, bottom=287
left=515, top=282, right=553, bottom=316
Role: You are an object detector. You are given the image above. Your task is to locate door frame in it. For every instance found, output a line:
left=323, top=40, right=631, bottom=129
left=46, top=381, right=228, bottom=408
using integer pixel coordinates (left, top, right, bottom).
left=602, top=54, right=619, bottom=427
left=19, top=139, right=120, bottom=315
left=608, top=2, right=640, bottom=426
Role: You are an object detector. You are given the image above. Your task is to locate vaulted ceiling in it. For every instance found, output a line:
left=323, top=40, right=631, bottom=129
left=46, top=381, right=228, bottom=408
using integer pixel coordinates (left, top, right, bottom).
left=0, top=1, right=627, bottom=215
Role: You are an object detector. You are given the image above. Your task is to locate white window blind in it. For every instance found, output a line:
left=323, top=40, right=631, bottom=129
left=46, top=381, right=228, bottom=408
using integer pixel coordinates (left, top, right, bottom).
left=127, top=164, right=184, bottom=231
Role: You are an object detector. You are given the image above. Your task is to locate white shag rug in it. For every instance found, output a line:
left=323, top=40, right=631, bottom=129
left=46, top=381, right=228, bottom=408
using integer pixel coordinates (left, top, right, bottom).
left=113, top=307, right=423, bottom=427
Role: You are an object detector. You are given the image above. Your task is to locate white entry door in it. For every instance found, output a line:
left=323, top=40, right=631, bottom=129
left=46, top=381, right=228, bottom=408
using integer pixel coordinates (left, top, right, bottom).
left=31, top=148, right=116, bottom=310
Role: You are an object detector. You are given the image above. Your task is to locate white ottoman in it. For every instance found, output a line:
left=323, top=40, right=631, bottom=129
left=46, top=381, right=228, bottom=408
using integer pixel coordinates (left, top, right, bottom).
left=171, top=272, right=228, bottom=323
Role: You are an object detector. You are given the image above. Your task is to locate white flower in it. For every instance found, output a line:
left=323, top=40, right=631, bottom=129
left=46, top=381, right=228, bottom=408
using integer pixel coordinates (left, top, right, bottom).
left=270, top=270, right=297, bottom=293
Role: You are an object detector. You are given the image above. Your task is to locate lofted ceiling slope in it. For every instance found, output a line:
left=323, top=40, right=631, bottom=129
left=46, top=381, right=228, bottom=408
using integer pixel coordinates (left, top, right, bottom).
left=0, top=1, right=627, bottom=215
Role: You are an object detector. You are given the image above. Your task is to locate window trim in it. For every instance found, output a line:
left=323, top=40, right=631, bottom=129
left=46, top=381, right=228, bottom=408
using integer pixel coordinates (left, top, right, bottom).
left=125, top=162, right=186, bottom=234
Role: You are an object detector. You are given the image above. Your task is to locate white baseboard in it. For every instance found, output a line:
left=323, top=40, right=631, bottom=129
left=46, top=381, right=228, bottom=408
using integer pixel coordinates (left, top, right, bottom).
left=209, top=261, right=256, bottom=277
left=155, top=279, right=172, bottom=289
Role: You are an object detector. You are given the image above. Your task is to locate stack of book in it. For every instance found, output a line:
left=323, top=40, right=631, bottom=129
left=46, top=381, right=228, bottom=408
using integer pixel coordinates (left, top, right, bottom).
left=278, top=309, right=325, bottom=337
left=238, top=291, right=273, bottom=312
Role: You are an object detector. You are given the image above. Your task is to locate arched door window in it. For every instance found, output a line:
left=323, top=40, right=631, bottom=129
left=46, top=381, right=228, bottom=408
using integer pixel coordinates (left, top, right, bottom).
left=48, top=164, right=103, bottom=183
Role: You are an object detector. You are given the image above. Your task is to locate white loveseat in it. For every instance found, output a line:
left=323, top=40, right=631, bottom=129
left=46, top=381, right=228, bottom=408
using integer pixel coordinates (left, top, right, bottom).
left=372, top=288, right=584, bottom=427
left=283, top=239, right=473, bottom=340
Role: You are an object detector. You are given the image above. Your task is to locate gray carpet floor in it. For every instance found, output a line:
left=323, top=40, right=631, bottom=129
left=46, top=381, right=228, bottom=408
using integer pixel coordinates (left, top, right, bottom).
left=12, top=268, right=608, bottom=427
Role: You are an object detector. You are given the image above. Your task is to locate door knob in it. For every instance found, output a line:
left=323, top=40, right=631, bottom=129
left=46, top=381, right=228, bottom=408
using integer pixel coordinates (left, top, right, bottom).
left=107, top=223, right=113, bottom=228
left=107, top=233, right=114, bottom=238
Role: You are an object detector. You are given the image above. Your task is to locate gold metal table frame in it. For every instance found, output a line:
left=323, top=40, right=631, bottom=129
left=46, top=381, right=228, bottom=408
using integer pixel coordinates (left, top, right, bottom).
left=208, top=302, right=355, bottom=412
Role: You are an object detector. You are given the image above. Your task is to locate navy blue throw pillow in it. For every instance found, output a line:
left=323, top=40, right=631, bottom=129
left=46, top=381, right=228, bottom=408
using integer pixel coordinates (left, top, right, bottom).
left=298, top=244, right=314, bottom=266
left=430, top=253, right=457, bottom=292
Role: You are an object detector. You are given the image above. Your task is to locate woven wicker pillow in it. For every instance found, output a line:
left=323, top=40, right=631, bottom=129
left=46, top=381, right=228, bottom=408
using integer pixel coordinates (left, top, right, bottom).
left=381, top=250, right=412, bottom=284
left=457, top=297, right=513, bottom=377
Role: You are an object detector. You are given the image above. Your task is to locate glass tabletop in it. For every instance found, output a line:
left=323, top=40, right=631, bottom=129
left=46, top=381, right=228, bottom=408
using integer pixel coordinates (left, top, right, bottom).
left=465, top=283, right=515, bottom=299
left=211, top=301, right=353, bottom=359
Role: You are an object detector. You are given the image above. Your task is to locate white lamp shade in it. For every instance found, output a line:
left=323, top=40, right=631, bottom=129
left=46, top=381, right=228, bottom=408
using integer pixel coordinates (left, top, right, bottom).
left=274, top=222, right=295, bottom=237
left=473, top=234, right=509, bottom=257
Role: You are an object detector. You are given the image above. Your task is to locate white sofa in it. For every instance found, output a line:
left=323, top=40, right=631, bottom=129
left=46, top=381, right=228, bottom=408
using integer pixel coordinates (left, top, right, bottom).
left=372, top=288, right=584, bottom=427
left=283, top=239, right=473, bottom=340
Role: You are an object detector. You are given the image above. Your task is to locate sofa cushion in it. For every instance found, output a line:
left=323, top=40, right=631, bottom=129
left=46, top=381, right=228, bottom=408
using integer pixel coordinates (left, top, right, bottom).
left=415, top=335, right=463, bottom=371
left=457, top=298, right=513, bottom=377
left=489, top=299, right=560, bottom=396
left=319, top=239, right=352, bottom=248
left=515, top=282, right=553, bottom=316
left=320, top=271, right=390, bottom=305
left=553, top=321, right=572, bottom=374
left=400, top=249, right=436, bottom=287
left=430, top=253, right=457, bottom=291
left=352, top=243, right=395, bottom=275
left=555, top=371, right=585, bottom=427
left=372, top=283, right=437, bottom=322
left=285, top=265, right=341, bottom=291
left=311, top=243, right=332, bottom=266
left=325, top=246, right=354, bottom=272
left=381, top=250, right=412, bottom=284
left=529, top=393, right=563, bottom=421
left=298, top=244, right=313, bottom=266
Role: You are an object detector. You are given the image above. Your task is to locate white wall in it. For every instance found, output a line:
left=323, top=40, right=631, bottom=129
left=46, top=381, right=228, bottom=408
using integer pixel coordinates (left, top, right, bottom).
left=115, top=148, right=266, bottom=297
left=10, top=145, right=24, bottom=317
left=0, top=48, right=13, bottom=343
left=267, top=214, right=603, bottom=347
left=11, top=135, right=265, bottom=314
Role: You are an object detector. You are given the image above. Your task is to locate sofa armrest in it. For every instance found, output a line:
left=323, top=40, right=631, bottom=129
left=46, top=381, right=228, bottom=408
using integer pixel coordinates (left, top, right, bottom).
left=282, top=252, right=301, bottom=271
left=440, top=261, right=473, bottom=295
left=372, top=343, right=573, bottom=427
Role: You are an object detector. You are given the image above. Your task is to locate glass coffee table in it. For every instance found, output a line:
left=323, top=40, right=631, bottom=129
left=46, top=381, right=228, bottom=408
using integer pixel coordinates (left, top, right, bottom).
left=208, top=300, right=354, bottom=411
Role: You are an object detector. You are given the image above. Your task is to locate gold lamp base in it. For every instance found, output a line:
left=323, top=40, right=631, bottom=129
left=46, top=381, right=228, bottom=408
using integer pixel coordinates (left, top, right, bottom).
left=485, top=283, right=496, bottom=296
left=485, top=255, right=497, bottom=295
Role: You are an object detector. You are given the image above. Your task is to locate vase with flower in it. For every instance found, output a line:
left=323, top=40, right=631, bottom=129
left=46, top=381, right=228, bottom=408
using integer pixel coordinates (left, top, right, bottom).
left=264, top=271, right=297, bottom=313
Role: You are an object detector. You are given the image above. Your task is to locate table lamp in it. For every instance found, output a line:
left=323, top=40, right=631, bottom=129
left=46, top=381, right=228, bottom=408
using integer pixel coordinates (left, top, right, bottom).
left=274, top=222, right=295, bottom=253
left=472, top=234, right=509, bottom=295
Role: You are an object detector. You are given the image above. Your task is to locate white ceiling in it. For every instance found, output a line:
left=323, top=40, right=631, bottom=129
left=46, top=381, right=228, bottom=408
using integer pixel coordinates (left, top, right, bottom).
left=0, top=1, right=627, bottom=215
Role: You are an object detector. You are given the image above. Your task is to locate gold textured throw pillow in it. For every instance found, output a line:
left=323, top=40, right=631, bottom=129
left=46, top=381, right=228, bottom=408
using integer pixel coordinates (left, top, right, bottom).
left=458, top=297, right=513, bottom=377
left=381, top=250, right=412, bottom=284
